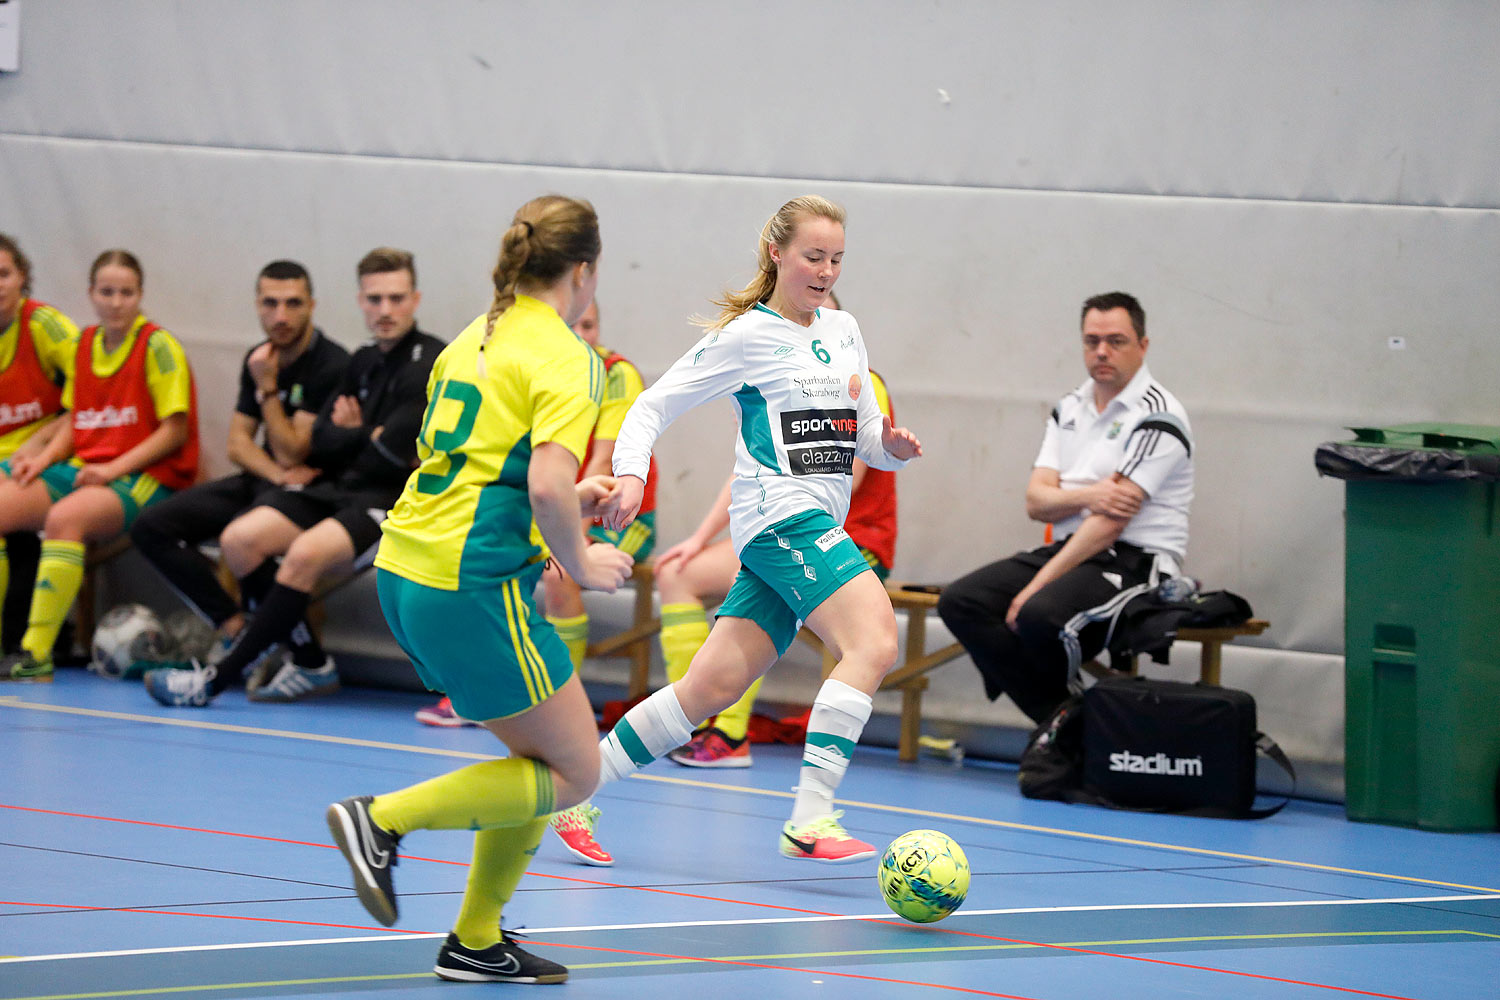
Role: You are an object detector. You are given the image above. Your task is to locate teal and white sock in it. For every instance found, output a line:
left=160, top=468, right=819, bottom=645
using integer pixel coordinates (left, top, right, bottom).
left=597, top=684, right=696, bottom=788
left=790, top=678, right=873, bottom=826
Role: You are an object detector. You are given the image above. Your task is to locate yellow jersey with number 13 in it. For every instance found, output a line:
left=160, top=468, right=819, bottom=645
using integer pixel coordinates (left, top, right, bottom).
left=375, top=295, right=605, bottom=591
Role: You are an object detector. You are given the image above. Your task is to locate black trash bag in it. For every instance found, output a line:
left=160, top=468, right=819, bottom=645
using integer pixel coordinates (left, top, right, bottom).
left=1315, top=442, right=1500, bottom=482
left=1316, top=426, right=1500, bottom=483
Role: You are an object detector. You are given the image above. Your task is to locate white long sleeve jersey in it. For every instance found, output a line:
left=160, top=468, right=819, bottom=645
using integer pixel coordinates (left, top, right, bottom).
left=612, top=304, right=909, bottom=555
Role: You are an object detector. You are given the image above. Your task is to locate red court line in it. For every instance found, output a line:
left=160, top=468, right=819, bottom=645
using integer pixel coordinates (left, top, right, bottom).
left=2, top=802, right=1425, bottom=998
left=0, top=899, right=425, bottom=935
left=0, top=802, right=465, bottom=866
left=538, top=938, right=1041, bottom=998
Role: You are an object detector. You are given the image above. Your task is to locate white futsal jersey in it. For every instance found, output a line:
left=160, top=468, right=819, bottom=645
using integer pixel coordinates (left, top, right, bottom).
left=612, top=303, right=908, bottom=554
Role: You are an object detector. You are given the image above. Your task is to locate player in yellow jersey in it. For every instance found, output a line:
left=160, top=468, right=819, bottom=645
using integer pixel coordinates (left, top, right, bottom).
left=325, top=196, right=633, bottom=985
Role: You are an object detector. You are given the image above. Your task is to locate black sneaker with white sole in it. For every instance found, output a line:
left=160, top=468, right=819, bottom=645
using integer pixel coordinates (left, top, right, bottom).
left=325, top=795, right=400, bottom=926
left=435, top=930, right=568, bottom=984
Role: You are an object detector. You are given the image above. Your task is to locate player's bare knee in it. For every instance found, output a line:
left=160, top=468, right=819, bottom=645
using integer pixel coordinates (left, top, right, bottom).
left=40, top=507, right=85, bottom=540
left=655, top=562, right=691, bottom=603
left=848, top=618, right=898, bottom=674
left=218, top=519, right=260, bottom=564
left=551, top=758, right=600, bottom=811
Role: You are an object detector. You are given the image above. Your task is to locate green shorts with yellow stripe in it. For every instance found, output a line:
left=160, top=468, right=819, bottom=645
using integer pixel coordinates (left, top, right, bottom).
left=586, top=510, right=655, bottom=559
left=0, top=456, right=172, bottom=530
left=533, top=511, right=656, bottom=564
left=376, top=564, right=574, bottom=722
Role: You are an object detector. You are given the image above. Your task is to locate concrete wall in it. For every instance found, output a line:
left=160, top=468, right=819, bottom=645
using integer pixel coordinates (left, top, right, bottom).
left=9, top=1, right=1498, bottom=778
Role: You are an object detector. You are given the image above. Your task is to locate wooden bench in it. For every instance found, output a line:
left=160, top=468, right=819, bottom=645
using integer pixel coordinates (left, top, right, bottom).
left=1081, top=619, right=1270, bottom=686
left=590, top=566, right=1265, bottom=766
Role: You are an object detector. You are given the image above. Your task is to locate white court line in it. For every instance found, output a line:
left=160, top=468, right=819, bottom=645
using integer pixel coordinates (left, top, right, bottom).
left=4, top=893, right=1497, bottom=964
left=5, top=696, right=1497, bottom=895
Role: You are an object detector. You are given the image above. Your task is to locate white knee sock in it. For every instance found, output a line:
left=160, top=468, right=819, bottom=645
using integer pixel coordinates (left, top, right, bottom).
left=597, top=685, right=696, bottom=789
left=790, top=678, right=873, bottom=825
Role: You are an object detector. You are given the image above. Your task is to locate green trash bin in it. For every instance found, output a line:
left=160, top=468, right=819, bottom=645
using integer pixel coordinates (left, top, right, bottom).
left=1316, top=423, right=1500, bottom=831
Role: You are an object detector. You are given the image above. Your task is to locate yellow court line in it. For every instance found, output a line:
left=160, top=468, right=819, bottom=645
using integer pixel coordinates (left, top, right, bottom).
left=633, top=771, right=1500, bottom=895
left=5, top=928, right=1496, bottom=1000
left=4, top=696, right=1497, bottom=896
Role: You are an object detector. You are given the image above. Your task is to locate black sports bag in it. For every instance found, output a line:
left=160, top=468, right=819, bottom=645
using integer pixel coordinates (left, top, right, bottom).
left=1020, top=676, right=1294, bottom=818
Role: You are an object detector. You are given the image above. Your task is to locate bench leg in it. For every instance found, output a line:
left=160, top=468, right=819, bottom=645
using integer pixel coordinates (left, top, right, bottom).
left=1199, top=640, right=1224, bottom=686
left=626, top=572, right=656, bottom=699
left=76, top=567, right=98, bottom=658
left=904, top=607, right=927, bottom=673
left=898, top=677, right=929, bottom=763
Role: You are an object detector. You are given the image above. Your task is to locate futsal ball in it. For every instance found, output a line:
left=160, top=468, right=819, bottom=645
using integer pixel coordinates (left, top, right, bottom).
left=878, top=829, right=970, bottom=923
left=162, top=608, right=217, bottom=663
left=90, top=603, right=172, bottom=680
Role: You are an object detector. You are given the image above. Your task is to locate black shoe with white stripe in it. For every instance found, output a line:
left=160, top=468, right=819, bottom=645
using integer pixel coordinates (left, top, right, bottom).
left=325, top=795, right=400, bottom=926
left=435, top=930, right=568, bottom=984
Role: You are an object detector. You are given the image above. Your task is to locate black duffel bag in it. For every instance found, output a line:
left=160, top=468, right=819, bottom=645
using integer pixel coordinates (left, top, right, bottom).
left=1020, top=676, right=1294, bottom=819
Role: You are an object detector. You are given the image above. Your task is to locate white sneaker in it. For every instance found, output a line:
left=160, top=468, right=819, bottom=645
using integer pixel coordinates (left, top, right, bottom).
left=248, top=656, right=340, bottom=703
left=144, top=661, right=217, bottom=707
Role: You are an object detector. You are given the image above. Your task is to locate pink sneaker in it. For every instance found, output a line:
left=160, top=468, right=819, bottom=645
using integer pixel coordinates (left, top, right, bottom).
left=415, top=696, right=478, bottom=728
left=550, top=802, right=613, bottom=866
left=668, top=727, right=753, bottom=768
left=779, top=811, right=877, bottom=864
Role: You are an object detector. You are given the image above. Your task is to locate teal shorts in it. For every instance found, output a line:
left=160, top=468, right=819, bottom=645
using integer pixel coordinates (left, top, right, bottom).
left=716, top=509, right=873, bottom=656
left=588, top=510, right=655, bottom=559
left=0, top=456, right=171, bottom=530
left=376, top=565, right=575, bottom=722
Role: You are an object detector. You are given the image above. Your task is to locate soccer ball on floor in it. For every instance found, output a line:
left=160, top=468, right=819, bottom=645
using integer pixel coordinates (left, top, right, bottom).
left=878, top=829, right=970, bottom=923
left=162, top=608, right=217, bottom=663
left=90, top=603, right=173, bottom=680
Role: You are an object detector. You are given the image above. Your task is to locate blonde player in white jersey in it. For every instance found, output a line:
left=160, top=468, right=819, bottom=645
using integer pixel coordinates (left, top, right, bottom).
left=596, top=195, right=922, bottom=863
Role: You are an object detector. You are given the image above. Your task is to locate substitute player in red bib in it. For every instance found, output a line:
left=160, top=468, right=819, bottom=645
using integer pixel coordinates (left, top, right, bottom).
left=0, top=234, right=80, bottom=655
left=0, top=250, right=198, bottom=682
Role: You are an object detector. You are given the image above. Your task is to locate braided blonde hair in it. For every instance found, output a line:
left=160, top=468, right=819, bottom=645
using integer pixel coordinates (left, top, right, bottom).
left=481, top=195, right=601, bottom=348
left=696, top=195, right=846, bottom=331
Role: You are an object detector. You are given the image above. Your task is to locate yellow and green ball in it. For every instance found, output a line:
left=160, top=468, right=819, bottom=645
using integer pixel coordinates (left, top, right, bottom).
left=878, top=829, right=970, bottom=923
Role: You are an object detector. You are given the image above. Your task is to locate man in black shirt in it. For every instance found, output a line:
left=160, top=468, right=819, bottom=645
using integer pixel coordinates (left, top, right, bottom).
left=145, top=248, right=443, bottom=707
left=133, top=260, right=349, bottom=662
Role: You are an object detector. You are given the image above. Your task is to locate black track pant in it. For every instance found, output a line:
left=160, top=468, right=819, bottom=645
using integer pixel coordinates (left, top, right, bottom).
left=936, top=539, right=1156, bottom=725
left=130, top=472, right=278, bottom=627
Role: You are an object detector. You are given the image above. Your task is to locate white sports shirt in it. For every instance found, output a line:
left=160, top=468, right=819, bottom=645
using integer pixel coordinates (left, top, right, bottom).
left=1035, top=362, right=1194, bottom=571
left=612, top=304, right=908, bottom=555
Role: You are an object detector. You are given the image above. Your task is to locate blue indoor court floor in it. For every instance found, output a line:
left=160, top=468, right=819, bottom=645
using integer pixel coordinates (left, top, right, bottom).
left=2, top=669, right=1497, bottom=999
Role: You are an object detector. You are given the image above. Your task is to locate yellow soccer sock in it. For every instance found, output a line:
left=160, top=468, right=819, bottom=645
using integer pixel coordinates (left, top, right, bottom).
left=22, top=539, right=85, bottom=663
left=452, top=818, right=548, bottom=950
left=714, top=675, right=763, bottom=743
left=368, top=757, right=555, bottom=836
left=548, top=613, right=589, bottom=669
left=659, top=602, right=709, bottom=685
